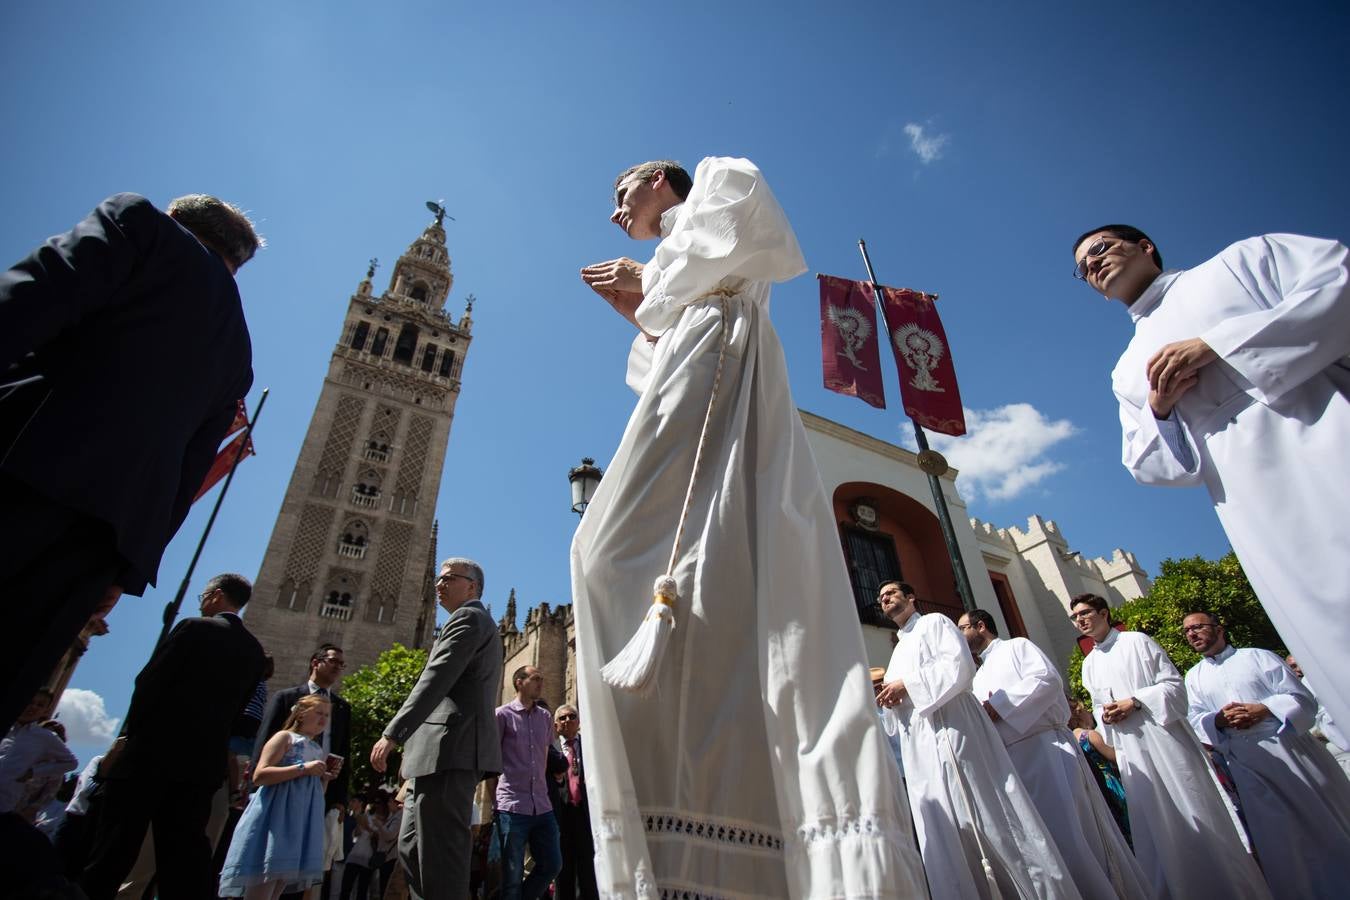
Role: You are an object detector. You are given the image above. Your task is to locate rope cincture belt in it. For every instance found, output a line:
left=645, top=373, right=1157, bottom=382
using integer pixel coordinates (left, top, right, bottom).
left=600, top=290, right=735, bottom=693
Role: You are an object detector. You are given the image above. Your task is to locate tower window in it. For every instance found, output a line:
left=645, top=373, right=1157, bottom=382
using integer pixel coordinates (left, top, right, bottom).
left=410, top=281, right=429, bottom=302
left=370, top=327, right=389, bottom=357
left=393, top=324, right=419, bottom=365
left=438, top=350, right=455, bottom=378
left=350, top=321, right=369, bottom=351
left=421, top=344, right=438, bottom=373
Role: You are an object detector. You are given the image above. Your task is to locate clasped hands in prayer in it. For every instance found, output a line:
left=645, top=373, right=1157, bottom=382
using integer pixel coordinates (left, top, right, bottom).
left=1147, top=337, right=1218, bottom=418
left=875, top=679, right=907, bottom=708
left=581, top=257, right=656, bottom=340
left=1215, top=701, right=1271, bottom=730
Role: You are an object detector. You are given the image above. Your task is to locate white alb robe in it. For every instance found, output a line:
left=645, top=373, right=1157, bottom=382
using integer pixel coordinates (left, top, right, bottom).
left=1080, top=630, right=1270, bottom=900
left=882, top=614, right=1078, bottom=900
left=1185, top=645, right=1350, bottom=900
left=1112, top=234, right=1350, bottom=734
left=570, top=157, right=929, bottom=899
left=971, top=638, right=1149, bottom=900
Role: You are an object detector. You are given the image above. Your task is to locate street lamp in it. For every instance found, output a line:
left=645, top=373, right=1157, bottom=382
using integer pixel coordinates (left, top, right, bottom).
left=568, top=457, right=603, bottom=515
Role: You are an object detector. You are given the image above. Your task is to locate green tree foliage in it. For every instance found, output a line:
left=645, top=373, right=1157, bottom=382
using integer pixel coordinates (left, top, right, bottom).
left=1066, top=552, right=1284, bottom=704
left=342, top=643, right=428, bottom=792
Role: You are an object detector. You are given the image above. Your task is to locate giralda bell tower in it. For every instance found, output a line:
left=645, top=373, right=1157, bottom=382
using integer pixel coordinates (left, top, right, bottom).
left=247, top=205, right=474, bottom=688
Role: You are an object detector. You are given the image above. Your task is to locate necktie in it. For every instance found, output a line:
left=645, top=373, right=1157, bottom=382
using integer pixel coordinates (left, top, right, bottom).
left=567, top=738, right=583, bottom=806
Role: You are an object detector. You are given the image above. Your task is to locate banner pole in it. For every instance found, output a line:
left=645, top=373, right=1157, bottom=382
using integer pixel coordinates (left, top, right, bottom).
left=857, top=240, right=977, bottom=612
left=154, top=388, right=269, bottom=650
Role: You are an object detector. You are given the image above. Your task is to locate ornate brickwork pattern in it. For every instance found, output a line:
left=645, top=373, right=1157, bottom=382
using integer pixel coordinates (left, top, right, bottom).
left=314, top=394, right=366, bottom=493
left=371, top=519, right=414, bottom=620
left=283, top=504, right=336, bottom=595
left=395, top=415, right=434, bottom=497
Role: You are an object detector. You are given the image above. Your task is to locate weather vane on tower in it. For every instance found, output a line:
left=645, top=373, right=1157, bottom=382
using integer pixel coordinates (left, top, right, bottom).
left=424, top=199, right=454, bottom=226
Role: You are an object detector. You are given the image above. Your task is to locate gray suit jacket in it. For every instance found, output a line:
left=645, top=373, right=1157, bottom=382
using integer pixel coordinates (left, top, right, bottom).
left=385, top=600, right=503, bottom=779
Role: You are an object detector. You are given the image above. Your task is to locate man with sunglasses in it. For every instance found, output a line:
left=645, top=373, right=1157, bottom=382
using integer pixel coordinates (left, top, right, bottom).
left=1181, top=611, right=1350, bottom=898
left=1071, top=224, right=1350, bottom=743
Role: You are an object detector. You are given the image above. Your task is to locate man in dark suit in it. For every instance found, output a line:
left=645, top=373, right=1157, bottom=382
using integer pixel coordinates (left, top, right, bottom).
left=551, top=704, right=598, bottom=900
left=0, top=193, right=259, bottom=735
left=80, top=572, right=266, bottom=899
left=253, top=643, right=352, bottom=806
left=371, top=557, right=503, bottom=900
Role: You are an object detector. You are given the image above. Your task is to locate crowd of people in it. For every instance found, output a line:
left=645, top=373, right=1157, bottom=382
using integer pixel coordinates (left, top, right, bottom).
left=3, top=149, right=1348, bottom=900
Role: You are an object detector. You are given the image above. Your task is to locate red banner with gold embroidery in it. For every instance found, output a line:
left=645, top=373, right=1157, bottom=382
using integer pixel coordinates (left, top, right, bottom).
left=818, top=274, right=885, bottom=409
left=878, top=287, right=966, bottom=436
left=193, top=400, right=256, bottom=502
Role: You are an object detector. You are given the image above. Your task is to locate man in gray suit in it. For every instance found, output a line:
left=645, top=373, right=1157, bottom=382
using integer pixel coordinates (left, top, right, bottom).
left=370, top=557, right=503, bottom=899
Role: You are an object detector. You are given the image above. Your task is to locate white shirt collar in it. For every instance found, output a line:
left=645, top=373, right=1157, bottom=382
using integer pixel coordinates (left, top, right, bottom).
left=979, top=636, right=1003, bottom=661
left=1128, top=270, right=1182, bottom=322
left=659, top=203, right=683, bottom=238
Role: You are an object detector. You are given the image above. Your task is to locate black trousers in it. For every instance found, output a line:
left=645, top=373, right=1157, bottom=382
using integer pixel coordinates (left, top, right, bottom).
left=0, top=474, right=122, bottom=735
left=554, top=803, right=598, bottom=900
left=80, top=777, right=217, bottom=900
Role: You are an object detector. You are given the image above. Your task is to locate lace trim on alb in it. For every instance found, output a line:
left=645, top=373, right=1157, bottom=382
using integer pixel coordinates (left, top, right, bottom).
left=796, top=814, right=899, bottom=846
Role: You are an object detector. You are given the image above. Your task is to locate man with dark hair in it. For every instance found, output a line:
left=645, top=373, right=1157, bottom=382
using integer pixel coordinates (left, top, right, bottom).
left=1072, top=222, right=1350, bottom=738
left=1182, top=611, right=1350, bottom=897
left=0, top=192, right=259, bottom=736
left=878, top=585, right=1074, bottom=899
left=492, top=665, right=562, bottom=900
left=575, top=157, right=926, bottom=897
left=80, top=574, right=265, bottom=899
left=962, top=609, right=1148, bottom=899
left=1071, top=595, right=1270, bottom=899
left=370, top=557, right=501, bottom=900
left=252, top=642, right=351, bottom=899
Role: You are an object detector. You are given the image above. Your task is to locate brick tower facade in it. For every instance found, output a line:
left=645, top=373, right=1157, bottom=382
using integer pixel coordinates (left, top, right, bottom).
left=246, top=208, right=473, bottom=688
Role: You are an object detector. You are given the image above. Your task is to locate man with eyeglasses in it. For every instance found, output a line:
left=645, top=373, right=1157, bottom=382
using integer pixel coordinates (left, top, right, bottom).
left=1181, top=611, right=1350, bottom=898
left=252, top=643, right=352, bottom=898
left=961, top=609, right=1148, bottom=900
left=371, top=557, right=502, bottom=900
left=1071, top=224, right=1350, bottom=744
left=1071, top=594, right=1271, bottom=900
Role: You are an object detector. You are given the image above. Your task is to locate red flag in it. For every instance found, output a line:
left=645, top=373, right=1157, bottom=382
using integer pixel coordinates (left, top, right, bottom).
left=818, top=274, right=886, bottom=409
left=194, top=410, right=256, bottom=503
left=878, top=287, right=967, bottom=436
left=222, top=398, right=248, bottom=441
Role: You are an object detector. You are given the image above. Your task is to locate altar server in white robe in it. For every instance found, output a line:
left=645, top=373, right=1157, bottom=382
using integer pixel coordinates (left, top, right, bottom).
left=1070, top=595, right=1271, bottom=900
left=1181, top=611, right=1350, bottom=900
left=961, top=610, right=1150, bottom=900
left=876, top=582, right=1079, bottom=900
left=574, top=158, right=929, bottom=900
left=1072, top=225, right=1350, bottom=735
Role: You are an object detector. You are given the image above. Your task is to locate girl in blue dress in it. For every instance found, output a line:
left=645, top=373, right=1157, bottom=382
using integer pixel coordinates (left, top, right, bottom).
left=220, top=693, right=336, bottom=898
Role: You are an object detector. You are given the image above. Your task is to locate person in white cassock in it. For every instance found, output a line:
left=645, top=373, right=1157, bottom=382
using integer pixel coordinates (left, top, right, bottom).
left=960, top=610, right=1149, bottom=900
left=1285, top=654, right=1350, bottom=777
left=1072, top=224, right=1350, bottom=735
left=1181, top=611, right=1350, bottom=900
left=1070, top=595, right=1271, bottom=900
left=876, top=583, right=1078, bottom=900
left=573, top=158, right=929, bottom=899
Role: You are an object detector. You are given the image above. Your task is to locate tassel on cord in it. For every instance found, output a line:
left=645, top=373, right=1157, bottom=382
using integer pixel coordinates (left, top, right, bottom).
left=940, top=739, right=1003, bottom=900
left=598, top=576, right=678, bottom=691
left=600, top=294, right=733, bottom=693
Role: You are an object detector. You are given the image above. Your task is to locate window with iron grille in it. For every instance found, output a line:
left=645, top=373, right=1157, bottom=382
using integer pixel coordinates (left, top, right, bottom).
left=841, top=526, right=901, bottom=627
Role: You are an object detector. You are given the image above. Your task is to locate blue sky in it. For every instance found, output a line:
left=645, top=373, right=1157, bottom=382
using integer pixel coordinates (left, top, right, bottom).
left=5, top=1, right=1347, bottom=766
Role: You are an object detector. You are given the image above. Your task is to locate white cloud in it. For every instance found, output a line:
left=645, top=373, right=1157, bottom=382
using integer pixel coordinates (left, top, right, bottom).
left=903, top=123, right=950, bottom=164
left=904, top=403, right=1078, bottom=502
left=57, top=689, right=120, bottom=745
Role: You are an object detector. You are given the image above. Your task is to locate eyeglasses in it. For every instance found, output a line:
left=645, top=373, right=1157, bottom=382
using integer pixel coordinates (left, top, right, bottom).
left=436, top=573, right=476, bottom=585
left=956, top=623, right=975, bottom=631
left=1068, top=610, right=1101, bottom=623
left=1181, top=623, right=1216, bottom=635
left=1073, top=238, right=1122, bottom=280
left=556, top=713, right=578, bottom=722
left=317, top=657, right=346, bottom=668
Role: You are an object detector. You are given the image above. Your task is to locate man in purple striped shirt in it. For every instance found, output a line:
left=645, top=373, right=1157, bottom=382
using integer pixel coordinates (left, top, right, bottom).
left=494, top=665, right=563, bottom=900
